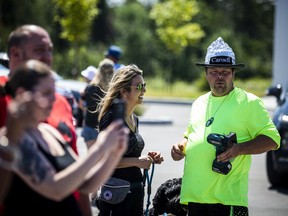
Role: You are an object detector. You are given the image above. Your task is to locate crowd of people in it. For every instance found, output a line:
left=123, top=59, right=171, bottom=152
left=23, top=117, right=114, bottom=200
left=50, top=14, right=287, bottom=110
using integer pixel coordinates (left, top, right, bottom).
left=0, top=24, right=280, bottom=216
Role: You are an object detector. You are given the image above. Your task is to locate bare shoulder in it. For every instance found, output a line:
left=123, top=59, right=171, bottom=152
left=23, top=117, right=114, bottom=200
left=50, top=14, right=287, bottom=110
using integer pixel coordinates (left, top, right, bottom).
left=38, top=123, right=66, bottom=144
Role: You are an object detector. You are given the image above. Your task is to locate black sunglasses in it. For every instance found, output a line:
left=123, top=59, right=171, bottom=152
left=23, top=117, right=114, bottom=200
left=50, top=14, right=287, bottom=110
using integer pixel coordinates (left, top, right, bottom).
left=131, top=83, right=146, bottom=91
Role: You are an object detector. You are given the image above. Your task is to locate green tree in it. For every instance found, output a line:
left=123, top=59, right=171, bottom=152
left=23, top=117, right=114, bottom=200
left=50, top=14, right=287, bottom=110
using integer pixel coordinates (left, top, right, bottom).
left=91, top=0, right=115, bottom=43
left=143, top=0, right=205, bottom=83
left=113, top=1, right=160, bottom=77
left=150, top=0, right=205, bottom=54
left=194, top=0, right=274, bottom=79
left=0, top=0, right=54, bottom=51
left=53, top=0, right=99, bottom=76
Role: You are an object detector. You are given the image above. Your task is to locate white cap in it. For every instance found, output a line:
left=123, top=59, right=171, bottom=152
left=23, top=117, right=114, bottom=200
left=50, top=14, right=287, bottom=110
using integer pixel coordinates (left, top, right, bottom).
left=81, top=66, right=98, bottom=81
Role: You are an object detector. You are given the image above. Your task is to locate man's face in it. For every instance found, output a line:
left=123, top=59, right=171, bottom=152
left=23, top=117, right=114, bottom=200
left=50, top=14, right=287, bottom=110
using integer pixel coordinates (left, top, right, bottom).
left=10, top=28, right=53, bottom=73
left=20, top=31, right=53, bottom=67
left=206, top=67, right=235, bottom=97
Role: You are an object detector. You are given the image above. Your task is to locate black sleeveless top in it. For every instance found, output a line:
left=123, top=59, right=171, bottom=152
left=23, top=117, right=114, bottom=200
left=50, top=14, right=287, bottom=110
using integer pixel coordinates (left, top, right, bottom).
left=82, top=84, right=105, bottom=128
left=99, top=109, right=145, bottom=183
left=3, top=132, right=83, bottom=216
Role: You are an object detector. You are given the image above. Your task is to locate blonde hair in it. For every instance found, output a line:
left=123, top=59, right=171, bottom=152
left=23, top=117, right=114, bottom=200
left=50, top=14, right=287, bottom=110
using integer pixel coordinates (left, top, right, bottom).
left=98, top=64, right=143, bottom=121
left=90, top=58, right=114, bottom=92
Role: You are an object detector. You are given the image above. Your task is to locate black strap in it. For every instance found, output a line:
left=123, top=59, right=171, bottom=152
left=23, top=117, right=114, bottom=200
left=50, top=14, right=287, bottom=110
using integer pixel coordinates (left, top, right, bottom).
left=143, top=163, right=155, bottom=216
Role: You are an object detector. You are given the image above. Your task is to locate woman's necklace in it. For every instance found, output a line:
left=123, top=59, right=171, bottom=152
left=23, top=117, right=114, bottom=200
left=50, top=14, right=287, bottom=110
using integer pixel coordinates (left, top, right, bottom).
left=205, top=94, right=229, bottom=127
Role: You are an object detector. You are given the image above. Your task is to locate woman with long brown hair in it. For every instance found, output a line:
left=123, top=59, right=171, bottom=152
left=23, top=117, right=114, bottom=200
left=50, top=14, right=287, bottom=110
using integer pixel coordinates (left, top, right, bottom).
left=97, top=64, right=164, bottom=216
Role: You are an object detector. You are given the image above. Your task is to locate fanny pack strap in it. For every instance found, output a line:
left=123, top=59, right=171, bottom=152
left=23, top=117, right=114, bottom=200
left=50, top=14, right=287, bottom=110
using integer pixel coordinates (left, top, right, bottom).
left=143, top=163, right=155, bottom=216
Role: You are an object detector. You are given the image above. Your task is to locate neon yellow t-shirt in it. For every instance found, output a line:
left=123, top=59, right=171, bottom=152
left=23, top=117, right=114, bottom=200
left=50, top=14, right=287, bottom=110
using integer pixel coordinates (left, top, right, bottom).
left=181, top=87, right=280, bottom=207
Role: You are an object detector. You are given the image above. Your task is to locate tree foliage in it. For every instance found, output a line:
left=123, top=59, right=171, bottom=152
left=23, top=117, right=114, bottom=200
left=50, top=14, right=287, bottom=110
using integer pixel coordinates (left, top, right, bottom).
left=0, top=0, right=275, bottom=82
left=150, top=0, right=205, bottom=54
left=52, top=0, right=99, bottom=75
left=53, top=0, right=99, bottom=43
left=113, top=1, right=158, bottom=76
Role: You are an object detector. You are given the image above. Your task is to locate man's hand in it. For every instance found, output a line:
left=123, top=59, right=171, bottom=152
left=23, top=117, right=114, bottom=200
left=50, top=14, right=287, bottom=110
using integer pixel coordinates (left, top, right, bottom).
left=217, top=144, right=241, bottom=162
left=171, top=138, right=187, bottom=161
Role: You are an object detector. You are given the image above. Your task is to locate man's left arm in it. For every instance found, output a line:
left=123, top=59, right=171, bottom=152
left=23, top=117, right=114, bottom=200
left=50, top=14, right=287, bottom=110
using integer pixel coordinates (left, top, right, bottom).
left=237, top=134, right=278, bottom=154
left=218, top=135, right=278, bottom=162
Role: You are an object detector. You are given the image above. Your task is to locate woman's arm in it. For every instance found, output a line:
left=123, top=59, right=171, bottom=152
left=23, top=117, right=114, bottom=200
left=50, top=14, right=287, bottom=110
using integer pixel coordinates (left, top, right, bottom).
left=0, top=91, right=46, bottom=202
left=15, top=120, right=128, bottom=201
left=115, top=155, right=154, bottom=170
left=78, top=142, right=127, bottom=193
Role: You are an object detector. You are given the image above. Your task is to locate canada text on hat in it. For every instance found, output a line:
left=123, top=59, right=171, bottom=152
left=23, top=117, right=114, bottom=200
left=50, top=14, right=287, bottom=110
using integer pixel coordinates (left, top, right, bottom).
left=81, top=66, right=98, bottom=81
left=195, top=37, right=245, bottom=69
left=105, top=45, right=122, bottom=59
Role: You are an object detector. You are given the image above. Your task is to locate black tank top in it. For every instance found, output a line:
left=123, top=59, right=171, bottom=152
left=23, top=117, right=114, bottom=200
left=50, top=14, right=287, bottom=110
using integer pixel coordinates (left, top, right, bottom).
left=99, top=110, right=145, bottom=183
left=3, top=132, right=83, bottom=216
left=83, top=84, right=105, bottom=128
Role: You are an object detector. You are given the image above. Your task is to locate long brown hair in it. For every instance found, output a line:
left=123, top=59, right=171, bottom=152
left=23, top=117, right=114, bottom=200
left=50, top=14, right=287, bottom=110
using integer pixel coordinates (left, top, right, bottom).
left=97, top=64, right=143, bottom=121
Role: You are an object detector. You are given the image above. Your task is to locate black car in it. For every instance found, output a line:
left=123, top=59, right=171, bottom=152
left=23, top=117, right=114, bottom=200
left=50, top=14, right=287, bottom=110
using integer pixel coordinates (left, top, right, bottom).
left=266, top=84, right=288, bottom=187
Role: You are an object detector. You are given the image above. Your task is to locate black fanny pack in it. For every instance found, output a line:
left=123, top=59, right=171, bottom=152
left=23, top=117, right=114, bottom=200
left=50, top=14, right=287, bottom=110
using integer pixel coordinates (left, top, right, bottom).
left=100, top=177, right=131, bottom=204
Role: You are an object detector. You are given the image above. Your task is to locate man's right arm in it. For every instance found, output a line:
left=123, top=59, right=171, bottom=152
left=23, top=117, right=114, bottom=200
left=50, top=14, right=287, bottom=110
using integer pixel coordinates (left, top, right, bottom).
left=171, top=138, right=187, bottom=161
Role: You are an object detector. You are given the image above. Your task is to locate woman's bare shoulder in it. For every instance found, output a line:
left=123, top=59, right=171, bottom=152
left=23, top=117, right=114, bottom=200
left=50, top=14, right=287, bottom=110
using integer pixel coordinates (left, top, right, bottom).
left=38, top=123, right=66, bottom=143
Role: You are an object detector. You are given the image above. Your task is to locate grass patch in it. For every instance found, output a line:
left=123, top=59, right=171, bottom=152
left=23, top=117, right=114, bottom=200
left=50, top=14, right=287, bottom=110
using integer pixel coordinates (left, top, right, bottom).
left=144, top=77, right=272, bottom=99
left=234, top=77, right=272, bottom=97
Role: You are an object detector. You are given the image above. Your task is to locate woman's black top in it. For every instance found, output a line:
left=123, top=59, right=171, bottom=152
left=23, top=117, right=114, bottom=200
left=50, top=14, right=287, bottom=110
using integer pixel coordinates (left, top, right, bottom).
left=99, top=109, right=145, bottom=183
left=82, top=84, right=105, bottom=129
left=3, top=134, right=82, bottom=216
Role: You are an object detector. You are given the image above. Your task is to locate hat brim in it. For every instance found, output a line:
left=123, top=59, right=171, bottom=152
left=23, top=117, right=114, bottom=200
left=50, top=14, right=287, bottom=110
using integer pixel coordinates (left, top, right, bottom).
left=195, top=62, right=245, bottom=69
left=81, top=71, right=89, bottom=79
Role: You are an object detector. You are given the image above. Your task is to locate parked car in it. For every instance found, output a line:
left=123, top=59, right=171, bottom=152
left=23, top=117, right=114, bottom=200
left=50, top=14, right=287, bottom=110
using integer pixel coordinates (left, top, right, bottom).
left=265, top=84, right=288, bottom=187
left=0, top=52, right=84, bottom=128
left=0, top=63, right=9, bottom=76
left=0, top=52, right=9, bottom=68
left=0, top=52, right=9, bottom=76
left=55, top=79, right=87, bottom=128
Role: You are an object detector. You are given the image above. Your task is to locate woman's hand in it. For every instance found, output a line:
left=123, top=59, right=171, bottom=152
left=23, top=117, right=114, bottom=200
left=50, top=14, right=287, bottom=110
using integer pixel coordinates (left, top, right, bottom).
left=6, top=91, right=50, bottom=143
left=148, top=151, right=164, bottom=164
left=95, top=120, right=129, bottom=155
left=137, top=155, right=154, bottom=169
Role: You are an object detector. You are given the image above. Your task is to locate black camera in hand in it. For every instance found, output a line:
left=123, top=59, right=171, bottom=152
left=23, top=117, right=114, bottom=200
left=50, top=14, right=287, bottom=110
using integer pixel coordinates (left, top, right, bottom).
left=110, top=98, right=126, bottom=123
left=207, top=132, right=237, bottom=175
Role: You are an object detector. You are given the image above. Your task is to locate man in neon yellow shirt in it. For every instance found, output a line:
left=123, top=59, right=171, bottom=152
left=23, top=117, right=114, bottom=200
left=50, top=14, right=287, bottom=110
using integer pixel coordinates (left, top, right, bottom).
left=171, top=37, right=280, bottom=216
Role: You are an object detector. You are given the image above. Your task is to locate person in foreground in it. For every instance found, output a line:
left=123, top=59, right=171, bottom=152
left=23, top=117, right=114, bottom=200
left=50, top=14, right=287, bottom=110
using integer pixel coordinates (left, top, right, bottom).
left=0, top=24, right=91, bottom=215
left=97, top=64, right=164, bottom=216
left=1, top=60, right=128, bottom=215
left=171, top=37, right=280, bottom=216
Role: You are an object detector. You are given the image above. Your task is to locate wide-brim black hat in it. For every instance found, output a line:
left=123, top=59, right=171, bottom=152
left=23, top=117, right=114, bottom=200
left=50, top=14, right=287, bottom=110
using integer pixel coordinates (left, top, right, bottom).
left=196, top=37, right=245, bottom=69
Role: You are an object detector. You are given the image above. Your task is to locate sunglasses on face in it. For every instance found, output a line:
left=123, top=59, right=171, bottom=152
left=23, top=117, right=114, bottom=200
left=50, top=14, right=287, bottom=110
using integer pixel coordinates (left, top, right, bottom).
left=131, top=83, right=146, bottom=91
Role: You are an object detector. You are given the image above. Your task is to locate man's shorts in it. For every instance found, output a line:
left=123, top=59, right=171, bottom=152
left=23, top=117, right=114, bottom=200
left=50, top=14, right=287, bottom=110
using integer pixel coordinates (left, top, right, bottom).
left=187, top=202, right=248, bottom=216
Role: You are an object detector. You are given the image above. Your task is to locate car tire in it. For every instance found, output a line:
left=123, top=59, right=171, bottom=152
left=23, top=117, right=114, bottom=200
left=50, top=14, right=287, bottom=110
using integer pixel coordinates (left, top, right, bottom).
left=266, top=151, right=288, bottom=187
